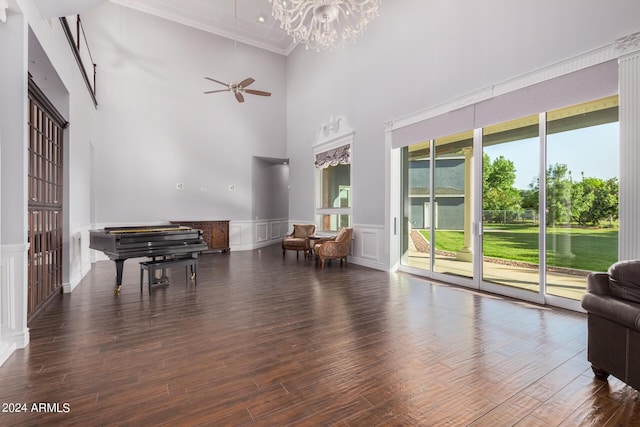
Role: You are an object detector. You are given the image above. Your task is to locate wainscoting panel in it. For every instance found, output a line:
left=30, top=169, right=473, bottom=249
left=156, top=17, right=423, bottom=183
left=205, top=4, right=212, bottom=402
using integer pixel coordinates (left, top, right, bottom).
left=271, top=221, right=287, bottom=240
left=256, top=222, right=269, bottom=243
left=66, top=226, right=92, bottom=294
left=0, top=243, right=30, bottom=366
left=229, top=219, right=288, bottom=251
left=350, top=224, right=387, bottom=271
left=229, top=223, right=244, bottom=248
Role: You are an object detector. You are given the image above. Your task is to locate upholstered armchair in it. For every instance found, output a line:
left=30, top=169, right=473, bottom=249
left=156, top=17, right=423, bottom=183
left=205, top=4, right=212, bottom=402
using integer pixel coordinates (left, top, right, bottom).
left=314, top=227, right=353, bottom=268
left=282, top=224, right=316, bottom=259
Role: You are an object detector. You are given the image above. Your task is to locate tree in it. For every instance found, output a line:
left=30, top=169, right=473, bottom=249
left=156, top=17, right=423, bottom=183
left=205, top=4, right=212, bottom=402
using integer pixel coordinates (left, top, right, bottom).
left=570, top=178, right=595, bottom=225
left=521, top=181, right=539, bottom=211
left=546, top=163, right=572, bottom=225
left=573, top=176, right=618, bottom=225
left=483, top=154, right=521, bottom=212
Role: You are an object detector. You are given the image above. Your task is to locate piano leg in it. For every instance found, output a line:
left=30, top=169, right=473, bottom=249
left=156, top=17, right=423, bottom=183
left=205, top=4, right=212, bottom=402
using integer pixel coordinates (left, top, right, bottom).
left=114, top=259, right=124, bottom=295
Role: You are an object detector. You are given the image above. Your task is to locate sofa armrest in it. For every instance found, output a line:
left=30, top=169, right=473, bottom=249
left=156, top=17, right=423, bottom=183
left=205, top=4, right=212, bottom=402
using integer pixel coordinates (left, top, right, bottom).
left=586, top=272, right=611, bottom=295
left=582, top=292, right=640, bottom=331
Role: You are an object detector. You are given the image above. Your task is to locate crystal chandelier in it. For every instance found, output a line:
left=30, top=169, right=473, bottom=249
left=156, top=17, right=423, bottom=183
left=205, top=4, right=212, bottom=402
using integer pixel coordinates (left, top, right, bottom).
left=269, top=0, right=380, bottom=51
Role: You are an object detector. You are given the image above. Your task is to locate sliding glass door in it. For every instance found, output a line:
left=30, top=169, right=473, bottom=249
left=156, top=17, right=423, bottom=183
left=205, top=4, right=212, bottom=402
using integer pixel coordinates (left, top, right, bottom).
left=481, top=115, right=540, bottom=294
left=545, top=96, right=619, bottom=301
left=432, top=132, right=474, bottom=280
left=401, top=131, right=475, bottom=283
left=399, top=95, right=619, bottom=307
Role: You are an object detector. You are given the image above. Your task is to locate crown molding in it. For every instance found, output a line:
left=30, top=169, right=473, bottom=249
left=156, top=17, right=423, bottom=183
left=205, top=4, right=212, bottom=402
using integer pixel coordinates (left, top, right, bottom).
left=615, top=31, right=640, bottom=58
left=109, top=0, right=294, bottom=56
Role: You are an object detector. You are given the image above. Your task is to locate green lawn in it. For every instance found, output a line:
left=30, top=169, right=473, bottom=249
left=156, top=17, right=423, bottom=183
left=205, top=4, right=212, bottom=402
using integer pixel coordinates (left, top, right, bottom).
left=419, top=223, right=617, bottom=272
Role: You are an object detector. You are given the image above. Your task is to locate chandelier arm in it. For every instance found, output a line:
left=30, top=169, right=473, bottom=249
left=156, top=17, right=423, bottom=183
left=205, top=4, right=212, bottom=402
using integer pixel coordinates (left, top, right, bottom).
left=270, top=0, right=380, bottom=51
left=287, top=3, right=316, bottom=34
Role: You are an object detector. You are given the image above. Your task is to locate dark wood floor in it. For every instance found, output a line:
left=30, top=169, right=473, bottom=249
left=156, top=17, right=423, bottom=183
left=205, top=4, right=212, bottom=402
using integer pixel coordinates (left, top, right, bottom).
left=1, top=244, right=639, bottom=426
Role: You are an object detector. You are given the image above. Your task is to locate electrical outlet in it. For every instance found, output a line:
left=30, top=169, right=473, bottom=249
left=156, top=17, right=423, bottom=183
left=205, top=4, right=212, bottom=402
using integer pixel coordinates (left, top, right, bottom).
left=176, top=183, right=184, bottom=190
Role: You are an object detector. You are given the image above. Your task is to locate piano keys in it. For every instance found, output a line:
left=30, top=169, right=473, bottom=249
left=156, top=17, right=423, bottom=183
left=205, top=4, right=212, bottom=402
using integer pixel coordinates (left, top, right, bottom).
left=89, top=225, right=209, bottom=295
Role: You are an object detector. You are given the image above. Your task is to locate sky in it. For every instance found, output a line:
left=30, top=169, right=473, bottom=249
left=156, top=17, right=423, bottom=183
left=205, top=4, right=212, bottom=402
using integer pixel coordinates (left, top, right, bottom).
left=483, top=122, right=619, bottom=190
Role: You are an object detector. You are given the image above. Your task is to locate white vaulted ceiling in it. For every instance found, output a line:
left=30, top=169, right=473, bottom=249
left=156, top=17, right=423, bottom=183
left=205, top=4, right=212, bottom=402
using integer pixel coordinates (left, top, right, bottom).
left=33, top=0, right=108, bottom=18
left=108, top=0, right=295, bottom=55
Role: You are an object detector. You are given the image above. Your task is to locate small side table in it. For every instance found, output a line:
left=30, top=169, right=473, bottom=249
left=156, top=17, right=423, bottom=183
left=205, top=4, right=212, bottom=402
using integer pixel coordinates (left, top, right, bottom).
left=306, top=235, right=324, bottom=259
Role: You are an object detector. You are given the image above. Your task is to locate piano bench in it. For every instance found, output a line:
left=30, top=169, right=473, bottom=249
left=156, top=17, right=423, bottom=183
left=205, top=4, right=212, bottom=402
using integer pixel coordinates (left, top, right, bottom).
left=139, top=257, right=198, bottom=294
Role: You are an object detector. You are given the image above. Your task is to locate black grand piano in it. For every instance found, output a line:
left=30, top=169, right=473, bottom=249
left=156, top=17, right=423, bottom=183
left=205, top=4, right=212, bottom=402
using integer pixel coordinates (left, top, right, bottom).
left=89, top=225, right=209, bottom=295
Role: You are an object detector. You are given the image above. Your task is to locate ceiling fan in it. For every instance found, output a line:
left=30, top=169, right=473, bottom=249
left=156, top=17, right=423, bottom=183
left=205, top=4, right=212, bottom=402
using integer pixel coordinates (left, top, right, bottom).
left=203, top=77, right=271, bottom=103
left=203, top=0, right=271, bottom=103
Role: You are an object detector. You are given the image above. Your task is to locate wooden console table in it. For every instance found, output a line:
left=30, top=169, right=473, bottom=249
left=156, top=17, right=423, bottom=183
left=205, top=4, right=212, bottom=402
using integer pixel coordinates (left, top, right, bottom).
left=170, top=220, right=230, bottom=253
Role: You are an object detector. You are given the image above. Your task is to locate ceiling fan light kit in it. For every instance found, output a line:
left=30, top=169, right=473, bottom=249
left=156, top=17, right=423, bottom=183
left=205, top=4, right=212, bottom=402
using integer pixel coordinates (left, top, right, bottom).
left=269, top=0, right=380, bottom=51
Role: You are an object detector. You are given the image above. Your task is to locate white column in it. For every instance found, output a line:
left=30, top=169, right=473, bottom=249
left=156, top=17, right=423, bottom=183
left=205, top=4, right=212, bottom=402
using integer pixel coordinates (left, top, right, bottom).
left=617, top=33, right=640, bottom=261
left=457, top=147, right=473, bottom=262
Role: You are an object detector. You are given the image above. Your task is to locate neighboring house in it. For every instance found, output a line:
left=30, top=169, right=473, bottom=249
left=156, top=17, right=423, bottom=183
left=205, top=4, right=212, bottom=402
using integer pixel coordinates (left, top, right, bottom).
left=408, top=156, right=465, bottom=230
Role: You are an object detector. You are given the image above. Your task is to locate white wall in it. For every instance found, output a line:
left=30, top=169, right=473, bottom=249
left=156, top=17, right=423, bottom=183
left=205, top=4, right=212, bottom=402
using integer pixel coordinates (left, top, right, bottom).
left=0, top=9, right=28, bottom=246
left=81, top=2, right=287, bottom=225
left=285, top=0, right=640, bottom=269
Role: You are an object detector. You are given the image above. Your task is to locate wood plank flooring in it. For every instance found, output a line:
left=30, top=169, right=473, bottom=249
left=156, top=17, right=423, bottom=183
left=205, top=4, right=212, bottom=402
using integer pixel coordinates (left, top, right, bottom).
left=1, top=244, right=639, bottom=426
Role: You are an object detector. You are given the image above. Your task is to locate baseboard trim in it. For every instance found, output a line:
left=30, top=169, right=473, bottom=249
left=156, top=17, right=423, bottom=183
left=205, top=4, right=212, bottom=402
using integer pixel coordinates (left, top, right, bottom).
left=348, top=256, right=388, bottom=272
left=0, top=341, right=17, bottom=367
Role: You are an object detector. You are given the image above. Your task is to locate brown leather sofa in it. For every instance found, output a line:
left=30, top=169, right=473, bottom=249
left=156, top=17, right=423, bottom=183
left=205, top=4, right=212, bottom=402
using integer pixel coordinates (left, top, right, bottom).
left=581, top=260, right=640, bottom=390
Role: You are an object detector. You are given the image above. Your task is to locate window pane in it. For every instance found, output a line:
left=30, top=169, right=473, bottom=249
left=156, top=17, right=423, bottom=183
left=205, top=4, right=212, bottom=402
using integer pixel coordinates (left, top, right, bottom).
left=432, top=131, right=474, bottom=279
left=320, top=164, right=351, bottom=209
left=482, top=115, right=540, bottom=292
left=317, top=214, right=351, bottom=232
left=546, top=95, right=619, bottom=300
left=402, top=142, right=432, bottom=271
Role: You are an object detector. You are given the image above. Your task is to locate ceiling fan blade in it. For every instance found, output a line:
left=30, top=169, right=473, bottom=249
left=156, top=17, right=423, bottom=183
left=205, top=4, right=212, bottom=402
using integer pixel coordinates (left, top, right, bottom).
left=235, top=92, right=245, bottom=103
left=244, top=89, right=272, bottom=97
left=238, top=78, right=255, bottom=88
left=204, top=77, right=229, bottom=87
left=203, top=89, right=230, bottom=94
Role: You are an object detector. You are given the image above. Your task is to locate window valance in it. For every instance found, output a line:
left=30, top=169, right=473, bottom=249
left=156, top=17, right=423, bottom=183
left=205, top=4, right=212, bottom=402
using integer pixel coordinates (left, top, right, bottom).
left=391, top=60, right=618, bottom=149
left=315, top=144, right=351, bottom=169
